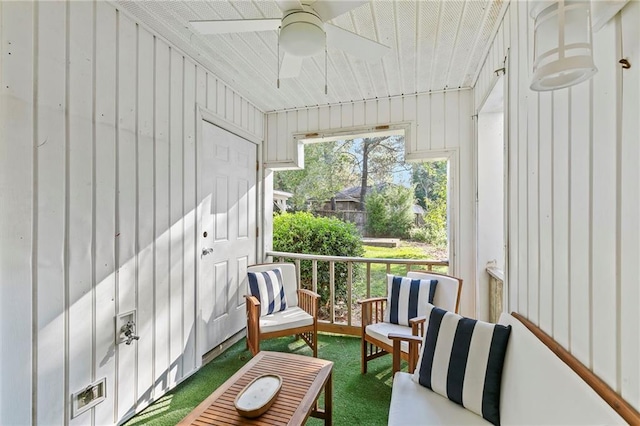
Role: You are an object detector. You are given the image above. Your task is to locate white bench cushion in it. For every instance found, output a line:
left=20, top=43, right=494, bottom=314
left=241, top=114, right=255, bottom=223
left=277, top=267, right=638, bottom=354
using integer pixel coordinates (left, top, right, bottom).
left=389, top=372, right=490, bottom=426
left=365, top=322, right=412, bottom=353
left=259, top=306, right=313, bottom=334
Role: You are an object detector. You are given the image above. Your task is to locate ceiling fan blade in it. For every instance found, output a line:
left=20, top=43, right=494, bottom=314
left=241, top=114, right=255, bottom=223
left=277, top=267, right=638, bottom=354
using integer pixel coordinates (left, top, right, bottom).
left=190, top=19, right=280, bottom=35
left=275, top=0, right=303, bottom=12
left=311, top=0, right=368, bottom=22
left=280, top=53, right=304, bottom=79
left=325, top=23, right=390, bottom=61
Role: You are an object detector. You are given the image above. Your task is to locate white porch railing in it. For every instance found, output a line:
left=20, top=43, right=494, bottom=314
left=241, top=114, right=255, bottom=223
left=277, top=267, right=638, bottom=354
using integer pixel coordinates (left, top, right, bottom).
left=486, top=266, right=505, bottom=323
left=266, top=250, right=448, bottom=336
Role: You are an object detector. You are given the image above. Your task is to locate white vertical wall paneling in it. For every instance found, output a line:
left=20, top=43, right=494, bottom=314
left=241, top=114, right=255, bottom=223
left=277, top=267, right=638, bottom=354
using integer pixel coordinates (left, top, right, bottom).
left=526, top=87, right=539, bottom=325
left=136, top=27, right=155, bottom=406
left=297, top=108, right=308, bottom=135
left=590, top=18, right=619, bottom=388
left=276, top=112, right=287, bottom=161
left=552, top=89, right=570, bottom=348
left=353, top=101, right=365, bottom=127
left=364, top=100, right=377, bottom=126
left=473, top=0, right=640, bottom=410
left=568, top=82, right=592, bottom=364
left=234, top=92, right=242, bottom=126
left=116, top=14, right=138, bottom=420
left=619, top=0, right=640, bottom=406
left=537, top=92, right=553, bottom=331
left=457, top=90, right=476, bottom=316
left=168, top=48, right=184, bottom=386
left=94, top=3, right=117, bottom=424
left=342, top=103, right=353, bottom=128
left=507, top=5, right=520, bottom=314
left=195, top=66, right=207, bottom=365
left=216, top=80, right=224, bottom=117
left=153, top=38, right=171, bottom=399
left=266, top=113, right=277, bottom=165
left=318, top=105, right=330, bottom=129
left=390, top=97, right=403, bottom=123
left=35, top=1, right=66, bottom=424
left=430, top=92, right=445, bottom=150
left=0, top=1, right=34, bottom=423
left=68, top=3, right=95, bottom=425
left=444, top=91, right=460, bottom=150
left=378, top=98, right=390, bottom=124
left=225, top=86, right=233, bottom=123
left=182, top=60, right=197, bottom=377
left=0, top=1, right=265, bottom=423
left=330, top=104, right=342, bottom=129
left=206, top=74, right=216, bottom=112
left=241, top=98, right=249, bottom=131
left=286, top=110, right=297, bottom=160
left=402, top=96, right=417, bottom=153
left=416, top=94, right=430, bottom=150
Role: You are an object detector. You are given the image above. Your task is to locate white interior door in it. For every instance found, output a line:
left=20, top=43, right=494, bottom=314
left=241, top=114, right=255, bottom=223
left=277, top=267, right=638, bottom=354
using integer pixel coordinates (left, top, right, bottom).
left=199, top=121, right=257, bottom=356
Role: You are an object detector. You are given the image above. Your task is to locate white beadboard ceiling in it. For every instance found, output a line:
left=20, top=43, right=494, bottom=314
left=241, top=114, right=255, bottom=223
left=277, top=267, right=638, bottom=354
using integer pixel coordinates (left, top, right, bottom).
left=116, top=0, right=505, bottom=113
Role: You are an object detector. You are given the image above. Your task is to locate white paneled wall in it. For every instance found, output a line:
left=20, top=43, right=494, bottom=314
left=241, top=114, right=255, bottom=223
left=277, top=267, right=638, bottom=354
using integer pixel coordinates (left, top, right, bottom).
left=0, top=1, right=263, bottom=425
left=264, top=90, right=477, bottom=316
left=474, top=0, right=640, bottom=410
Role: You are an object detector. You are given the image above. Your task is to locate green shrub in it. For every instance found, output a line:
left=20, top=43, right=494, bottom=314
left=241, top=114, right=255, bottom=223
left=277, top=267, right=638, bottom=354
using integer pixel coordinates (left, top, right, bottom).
left=272, top=212, right=364, bottom=308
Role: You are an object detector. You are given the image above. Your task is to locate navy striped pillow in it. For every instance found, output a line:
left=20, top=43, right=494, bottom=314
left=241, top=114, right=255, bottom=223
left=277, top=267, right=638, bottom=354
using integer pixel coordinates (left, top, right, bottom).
left=384, top=275, right=438, bottom=326
left=413, top=304, right=511, bottom=425
left=247, top=268, right=288, bottom=317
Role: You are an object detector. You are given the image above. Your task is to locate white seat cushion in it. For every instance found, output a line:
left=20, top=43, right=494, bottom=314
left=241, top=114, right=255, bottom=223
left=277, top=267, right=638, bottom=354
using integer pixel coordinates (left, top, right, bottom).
left=365, top=322, right=413, bottom=353
left=259, top=306, right=313, bottom=334
left=389, top=372, right=490, bottom=426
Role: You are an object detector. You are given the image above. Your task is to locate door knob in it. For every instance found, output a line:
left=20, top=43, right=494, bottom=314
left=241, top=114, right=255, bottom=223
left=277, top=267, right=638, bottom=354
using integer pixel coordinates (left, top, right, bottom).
left=202, top=248, right=214, bottom=257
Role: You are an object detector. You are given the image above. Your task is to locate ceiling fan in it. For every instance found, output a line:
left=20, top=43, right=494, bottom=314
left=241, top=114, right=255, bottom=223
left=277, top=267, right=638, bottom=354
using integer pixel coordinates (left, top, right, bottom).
left=189, top=0, right=390, bottom=80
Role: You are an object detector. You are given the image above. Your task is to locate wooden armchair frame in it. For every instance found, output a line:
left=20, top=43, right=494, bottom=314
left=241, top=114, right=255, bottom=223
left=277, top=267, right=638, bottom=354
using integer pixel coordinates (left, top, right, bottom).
left=246, top=264, right=320, bottom=357
left=360, top=297, right=426, bottom=374
left=360, top=271, right=462, bottom=374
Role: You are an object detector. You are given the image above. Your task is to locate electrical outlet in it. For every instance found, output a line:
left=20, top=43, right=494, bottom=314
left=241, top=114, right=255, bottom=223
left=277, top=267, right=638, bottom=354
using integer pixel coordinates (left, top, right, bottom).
left=115, top=310, right=136, bottom=345
left=71, top=378, right=106, bottom=418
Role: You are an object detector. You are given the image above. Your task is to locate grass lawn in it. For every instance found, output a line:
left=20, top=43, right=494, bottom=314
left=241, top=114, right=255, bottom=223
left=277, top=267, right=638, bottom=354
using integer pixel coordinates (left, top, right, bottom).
left=354, top=241, right=448, bottom=300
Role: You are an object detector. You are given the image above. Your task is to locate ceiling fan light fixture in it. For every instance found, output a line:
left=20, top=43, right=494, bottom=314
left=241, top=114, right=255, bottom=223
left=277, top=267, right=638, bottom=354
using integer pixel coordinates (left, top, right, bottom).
left=280, top=10, right=325, bottom=57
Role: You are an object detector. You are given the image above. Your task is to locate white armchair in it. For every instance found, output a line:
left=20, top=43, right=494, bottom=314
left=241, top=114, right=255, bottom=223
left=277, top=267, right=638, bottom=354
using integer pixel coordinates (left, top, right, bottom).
left=245, top=263, right=320, bottom=357
left=360, top=271, right=462, bottom=374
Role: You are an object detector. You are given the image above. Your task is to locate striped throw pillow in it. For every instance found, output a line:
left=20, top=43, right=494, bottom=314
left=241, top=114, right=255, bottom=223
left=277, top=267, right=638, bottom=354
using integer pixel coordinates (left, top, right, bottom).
left=383, top=275, right=438, bottom=326
left=413, top=304, right=511, bottom=426
left=247, top=268, right=288, bottom=317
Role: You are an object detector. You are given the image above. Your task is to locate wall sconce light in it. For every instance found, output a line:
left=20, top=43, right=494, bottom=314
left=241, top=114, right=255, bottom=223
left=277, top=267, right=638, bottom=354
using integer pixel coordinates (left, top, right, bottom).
left=530, top=0, right=597, bottom=91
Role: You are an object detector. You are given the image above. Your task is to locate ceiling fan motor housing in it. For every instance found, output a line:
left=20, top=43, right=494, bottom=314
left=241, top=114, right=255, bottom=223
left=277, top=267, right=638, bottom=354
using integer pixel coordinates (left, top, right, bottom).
left=279, top=8, right=325, bottom=57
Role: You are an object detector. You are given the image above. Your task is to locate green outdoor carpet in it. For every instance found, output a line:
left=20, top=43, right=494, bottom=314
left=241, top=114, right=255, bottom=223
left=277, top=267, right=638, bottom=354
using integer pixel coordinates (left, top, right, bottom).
left=125, top=334, right=397, bottom=425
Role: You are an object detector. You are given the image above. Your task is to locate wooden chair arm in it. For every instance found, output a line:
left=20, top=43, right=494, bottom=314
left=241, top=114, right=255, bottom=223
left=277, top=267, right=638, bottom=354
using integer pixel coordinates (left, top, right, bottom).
left=409, top=315, right=427, bottom=336
left=297, top=289, right=319, bottom=319
left=244, top=294, right=260, bottom=308
left=358, top=296, right=387, bottom=305
left=389, top=333, right=423, bottom=376
left=359, top=297, right=387, bottom=329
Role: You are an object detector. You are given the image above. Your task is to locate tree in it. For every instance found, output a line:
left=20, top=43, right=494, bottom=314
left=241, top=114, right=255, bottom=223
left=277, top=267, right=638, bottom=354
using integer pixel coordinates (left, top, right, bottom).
left=349, top=136, right=407, bottom=210
left=365, top=185, right=414, bottom=238
left=274, top=142, right=356, bottom=210
left=411, top=161, right=448, bottom=246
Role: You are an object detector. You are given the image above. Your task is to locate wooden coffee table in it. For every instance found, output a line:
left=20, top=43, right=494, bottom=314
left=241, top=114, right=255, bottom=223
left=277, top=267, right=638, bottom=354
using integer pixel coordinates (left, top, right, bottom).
left=178, top=351, right=333, bottom=425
